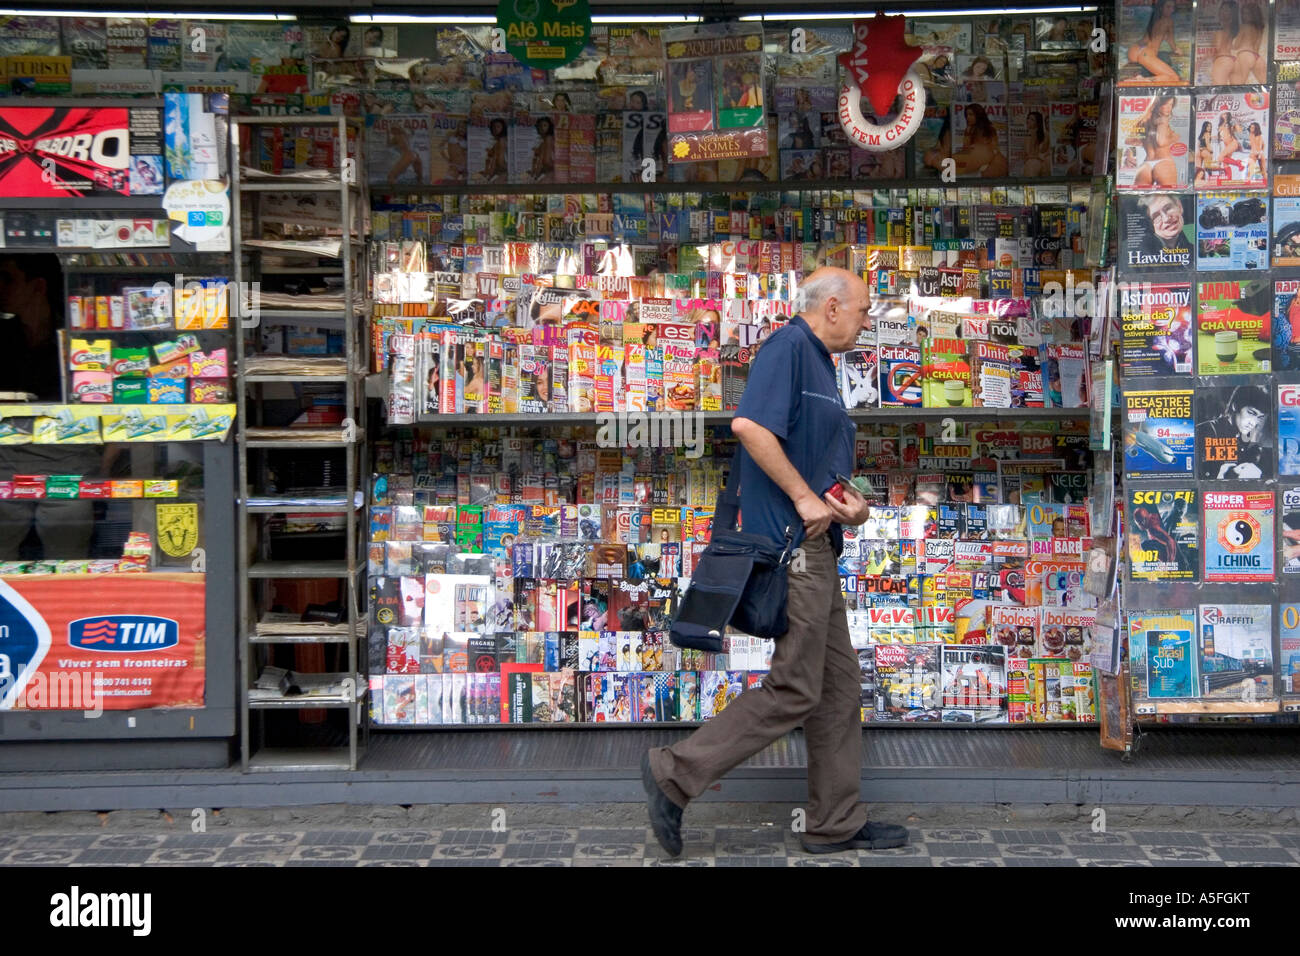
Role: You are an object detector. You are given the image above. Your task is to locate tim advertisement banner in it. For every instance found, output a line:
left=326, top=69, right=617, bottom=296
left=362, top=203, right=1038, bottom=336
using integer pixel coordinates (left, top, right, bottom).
left=0, top=574, right=205, bottom=711
left=0, top=106, right=131, bottom=197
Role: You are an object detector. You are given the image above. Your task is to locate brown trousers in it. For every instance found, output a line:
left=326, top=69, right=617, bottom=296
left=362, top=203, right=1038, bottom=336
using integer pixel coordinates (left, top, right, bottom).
left=649, top=532, right=869, bottom=844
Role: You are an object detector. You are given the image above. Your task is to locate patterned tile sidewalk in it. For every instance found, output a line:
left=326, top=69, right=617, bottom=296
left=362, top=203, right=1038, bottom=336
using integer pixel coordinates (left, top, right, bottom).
left=2, top=824, right=1298, bottom=867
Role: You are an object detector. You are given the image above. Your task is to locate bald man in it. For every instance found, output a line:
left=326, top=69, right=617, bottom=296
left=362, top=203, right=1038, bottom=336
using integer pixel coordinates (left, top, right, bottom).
left=643, top=267, right=910, bottom=855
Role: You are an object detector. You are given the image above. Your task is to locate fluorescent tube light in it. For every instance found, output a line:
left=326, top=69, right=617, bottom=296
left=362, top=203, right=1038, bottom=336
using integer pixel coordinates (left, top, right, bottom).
left=0, top=9, right=297, bottom=17
left=350, top=13, right=701, bottom=23
left=740, top=6, right=1097, bottom=19
left=349, top=14, right=496, bottom=23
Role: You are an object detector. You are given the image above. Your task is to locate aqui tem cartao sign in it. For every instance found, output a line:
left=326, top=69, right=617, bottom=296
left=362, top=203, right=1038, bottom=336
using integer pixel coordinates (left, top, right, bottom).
left=496, top=0, right=592, bottom=69
left=836, top=15, right=926, bottom=152
left=0, top=577, right=51, bottom=709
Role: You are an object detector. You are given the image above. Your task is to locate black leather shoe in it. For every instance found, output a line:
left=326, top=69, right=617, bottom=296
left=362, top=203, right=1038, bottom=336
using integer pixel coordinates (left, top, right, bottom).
left=641, top=751, right=684, bottom=857
left=802, top=820, right=910, bottom=854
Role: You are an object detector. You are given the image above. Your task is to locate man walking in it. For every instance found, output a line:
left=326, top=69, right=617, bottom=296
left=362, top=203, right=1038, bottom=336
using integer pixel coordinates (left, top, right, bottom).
left=642, top=266, right=909, bottom=856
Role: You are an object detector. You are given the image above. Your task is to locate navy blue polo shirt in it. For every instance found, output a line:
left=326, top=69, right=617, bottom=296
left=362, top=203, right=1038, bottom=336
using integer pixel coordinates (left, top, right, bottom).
left=734, top=315, right=855, bottom=552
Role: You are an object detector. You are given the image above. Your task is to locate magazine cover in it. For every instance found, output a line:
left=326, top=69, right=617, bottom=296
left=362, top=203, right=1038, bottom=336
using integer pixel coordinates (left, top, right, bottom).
left=909, top=20, right=972, bottom=57
left=1193, top=91, right=1269, bottom=190
left=1117, top=281, right=1193, bottom=376
left=62, top=19, right=108, bottom=69
left=1203, top=489, right=1274, bottom=582
left=1196, top=192, right=1270, bottom=270
left=1120, top=193, right=1195, bottom=271
left=1039, top=607, right=1097, bottom=660
left=1045, top=343, right=1089, bottom=408
left=921, top=337, right=972, bottom=407
left=1279, top=62, right=1300, bottom=159
left=1195, top=0, right=1269, bottom=85
left=424, top=574, right=492, bottom=632
left=1197, top=384, right=1273, bottom=479
left=622, top=111, right=667, bottom=182
left=1037, top=15, right=1096, bottom=49
left=1283, top=604, right=1300, bottom=697
left=1048, top=102, right=1084, bottom=177
left=1285, top=488, right=1300, bottom=572
left=1008, top=104, right=1053, bottom=178
left=1116, top=92, right=1190, bottom=189
left=1273, top=170, right=1300, bottom=265
left=667, top=57, right=714, bottom=134
left=971, top=341, right=1016, bottom=407
left=1196, top=278, right=1272, bottom=374
left=1281, top=0, right=1300, bottom=59
left=366, top=114, right=431, bottom=185
left=779, top=148, right=822, bottom=180
left=1281, top=383, right=1300, bottom=475
left=988, top=604, right=1039, bottom=661
left=873, top=643, right=942, bottom=721
left=467, top=113, right=510, bottom=184
left=1122, top=388, right=1195, bottom=478
left=1128, top=488, right=1199, bottom=581
left=940, top=644, right=1006, bottom=722
left=950, top=102, right=1010, bottom=179
left=777, top=110, right=822, bottom=150
left=1128, top=609, right=1198, bottom=699
left=879, top=343, right=923, bottom=407
left=838, top=348, right=879, bottom=409
left=1277, top=281, right=1300, bottom=372
left=914, top=104, right=951, bottom=178
left=509, top=112, right=554, bottom=184
left=1198, top=603, right=1274, bottom=699
left=1117, top=0, right=1192, bottom=86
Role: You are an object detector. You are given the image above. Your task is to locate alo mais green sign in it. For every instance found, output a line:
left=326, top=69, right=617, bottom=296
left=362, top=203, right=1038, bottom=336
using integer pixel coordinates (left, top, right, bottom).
left=496, top=0, right=592, bottom=68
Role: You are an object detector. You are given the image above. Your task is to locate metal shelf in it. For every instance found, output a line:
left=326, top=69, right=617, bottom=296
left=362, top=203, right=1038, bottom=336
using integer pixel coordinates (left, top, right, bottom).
left=0, top=196, right=171, bottom=210
left=246, top=560, right=351, bottom=578
left=248, top=694, right=357, bottom=709
left=62, top=326, right=226, bottom=335
left=244, top=428, right=358, bottom=448
left=258, top=266, right=345, bottom=275
left=247, top=632, right=354, bottom=645
left=235, top=111, right=369, bottom=773
left=1133, top=700, right=1281, bottom=716
left=249, top=310, right=361, bottom=331
left=62, top=264, right=217, bottom=274
left=235, top=115, right=364, bottom=127
left=372, top=175, right=1092, bottom=197
left=406, top=406, right=1091, bottom=429
left=245, top=438, right=357, bottom=449
left=245, top=747, right=359, bottom=772
left=254, top=308, right=364, bottom=320
left=239, top=181, right=361, bottom=193
left=245, top=502, right=356, bottom=514
left=243, top=374, right=352, bottom=384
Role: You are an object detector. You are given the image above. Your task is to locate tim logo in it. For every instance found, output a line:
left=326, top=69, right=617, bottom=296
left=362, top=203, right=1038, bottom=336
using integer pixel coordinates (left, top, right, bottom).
left=68, top=616, right=178, bottom=652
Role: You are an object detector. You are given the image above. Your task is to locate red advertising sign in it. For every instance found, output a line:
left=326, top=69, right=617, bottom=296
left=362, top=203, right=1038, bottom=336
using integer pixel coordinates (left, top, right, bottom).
left=0, top=573, right=205, bottom=711
left=0, top=107, right=130, bottom=197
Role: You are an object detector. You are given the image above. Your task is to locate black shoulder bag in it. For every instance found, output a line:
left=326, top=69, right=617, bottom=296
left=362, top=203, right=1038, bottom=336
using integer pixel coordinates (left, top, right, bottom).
left=669, top=444, right=832, bottom=651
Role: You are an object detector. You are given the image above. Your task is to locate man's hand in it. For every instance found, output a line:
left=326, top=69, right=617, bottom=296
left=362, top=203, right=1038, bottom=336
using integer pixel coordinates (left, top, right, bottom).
left=823, top=484, right=870, bottom=526
left=795, top=491, right=834, bottom=538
